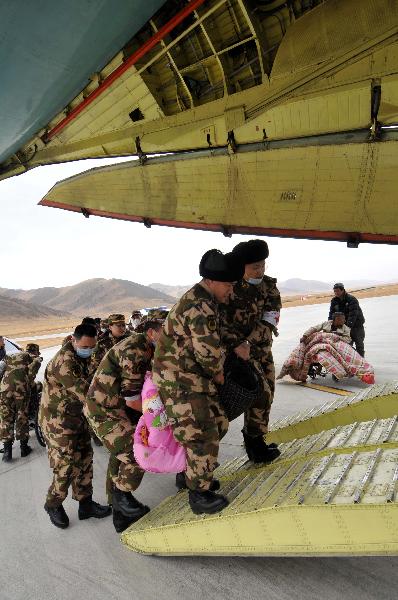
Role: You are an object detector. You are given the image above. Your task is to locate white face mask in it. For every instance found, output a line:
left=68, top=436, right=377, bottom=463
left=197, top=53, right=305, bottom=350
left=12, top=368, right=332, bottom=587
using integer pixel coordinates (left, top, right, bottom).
left=131, top=319, right=140, bottom=328
left=247, top=277, right=263, bottom=285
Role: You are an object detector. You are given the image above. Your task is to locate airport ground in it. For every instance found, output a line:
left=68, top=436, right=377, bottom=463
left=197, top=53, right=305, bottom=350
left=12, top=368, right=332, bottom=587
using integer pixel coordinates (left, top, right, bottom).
left=0, top=296, right=397, bottom=600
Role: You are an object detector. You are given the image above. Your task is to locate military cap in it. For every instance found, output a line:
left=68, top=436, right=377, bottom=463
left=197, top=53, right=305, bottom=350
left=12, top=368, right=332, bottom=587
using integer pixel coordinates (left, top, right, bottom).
left=232, top=239, right=269, bottom=264
left=26, top=343, right=40, bottom=354
left=333, top=282, right=345, bottom=290
left=131, top=310, right=142, bottom=318
left=332, top=311, right=345, bottom=318
left=199, top=249, right=244, bottom=282
left=146, top=308, right=169, bottom=322
left=107, top=313, right=126, bottom=325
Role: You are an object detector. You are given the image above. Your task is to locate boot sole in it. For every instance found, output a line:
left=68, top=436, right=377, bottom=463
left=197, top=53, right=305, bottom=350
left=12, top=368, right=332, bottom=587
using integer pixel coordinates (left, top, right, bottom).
left=189, top=499, right=229, bottom=515
left=78, top=507, right=112, bottom=520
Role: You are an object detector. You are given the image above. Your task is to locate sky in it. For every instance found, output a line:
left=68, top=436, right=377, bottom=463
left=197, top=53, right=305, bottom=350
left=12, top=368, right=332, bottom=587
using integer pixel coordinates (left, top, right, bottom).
left=1, top=157, right=398, bottom=291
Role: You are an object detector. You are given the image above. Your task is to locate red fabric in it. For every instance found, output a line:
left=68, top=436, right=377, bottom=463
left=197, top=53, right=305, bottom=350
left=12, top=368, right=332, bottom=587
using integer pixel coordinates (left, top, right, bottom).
left=277, top=331, right=374, bottom=383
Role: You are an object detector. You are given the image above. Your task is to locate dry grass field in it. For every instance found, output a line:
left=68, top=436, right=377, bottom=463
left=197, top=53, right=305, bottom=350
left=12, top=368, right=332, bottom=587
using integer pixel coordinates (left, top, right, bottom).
left=1, top=283, right=397, bottom=344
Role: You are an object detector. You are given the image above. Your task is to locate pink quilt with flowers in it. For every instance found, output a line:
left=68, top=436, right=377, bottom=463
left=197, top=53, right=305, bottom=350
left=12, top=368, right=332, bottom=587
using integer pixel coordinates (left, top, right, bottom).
left=277, top=332, right=374, bottom=383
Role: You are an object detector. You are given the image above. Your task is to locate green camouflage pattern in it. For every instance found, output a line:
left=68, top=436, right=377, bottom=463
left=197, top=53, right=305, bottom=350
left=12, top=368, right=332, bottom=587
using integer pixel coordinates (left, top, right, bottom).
left=0, top=352, right=39, bottom=442
left=152, top=283, right=223, bottom=395
left=90, top=331, right=129, bottom=374
left=84, top=333, right=153, bottom=493
left=220, top=276, right=282, bottom=435
left=153, top=282, right=227, bottom=490
left=159, top=389, right=228, bottom=491
left=39, top=341, right=94, bottom=507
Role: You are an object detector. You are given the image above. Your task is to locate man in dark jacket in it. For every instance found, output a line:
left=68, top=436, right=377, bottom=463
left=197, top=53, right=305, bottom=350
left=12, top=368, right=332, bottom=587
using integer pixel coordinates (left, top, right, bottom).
left=328, top=283, right=365, bottom=356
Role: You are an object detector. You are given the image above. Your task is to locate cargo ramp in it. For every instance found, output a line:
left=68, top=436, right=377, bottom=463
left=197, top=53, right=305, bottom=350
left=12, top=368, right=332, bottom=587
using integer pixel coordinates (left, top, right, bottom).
left=122, top=384, right=398, bottom=556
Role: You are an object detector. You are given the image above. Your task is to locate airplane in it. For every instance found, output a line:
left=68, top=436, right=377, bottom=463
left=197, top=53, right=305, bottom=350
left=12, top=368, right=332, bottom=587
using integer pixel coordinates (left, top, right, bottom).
left=1, top=0, right=398, bottom=246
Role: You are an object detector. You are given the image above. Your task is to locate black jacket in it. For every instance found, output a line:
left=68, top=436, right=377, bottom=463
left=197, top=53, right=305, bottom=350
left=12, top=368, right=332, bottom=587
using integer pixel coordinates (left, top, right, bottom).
left=328, top=293, right=365, bottom=328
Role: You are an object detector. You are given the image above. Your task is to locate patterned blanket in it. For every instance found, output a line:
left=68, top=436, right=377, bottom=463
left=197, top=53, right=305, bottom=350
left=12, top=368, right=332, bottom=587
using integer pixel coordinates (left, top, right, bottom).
left=277, top=331, right=374, bottom=383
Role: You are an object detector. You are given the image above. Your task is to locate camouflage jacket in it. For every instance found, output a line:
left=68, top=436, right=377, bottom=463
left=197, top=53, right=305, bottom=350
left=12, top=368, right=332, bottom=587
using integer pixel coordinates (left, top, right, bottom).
left=220, top=276, right=282, bottom=361
left=28, top=357, right=42, bottom=384
left=84, top=333, right=154, bottom=455
left=39, top=341, right=93, bottom=421
left=0, top=352, right=39, bottom=398
left=90, top=331, right=129, bottom=374
left=152, top=282, right=223, bottom=395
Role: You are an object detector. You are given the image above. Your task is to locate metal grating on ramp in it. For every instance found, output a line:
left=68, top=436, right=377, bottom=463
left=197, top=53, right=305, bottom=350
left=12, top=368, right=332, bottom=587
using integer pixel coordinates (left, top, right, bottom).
left=121, top=415, right=398, bottom=556
left=267, top=381, right=398, bottom=444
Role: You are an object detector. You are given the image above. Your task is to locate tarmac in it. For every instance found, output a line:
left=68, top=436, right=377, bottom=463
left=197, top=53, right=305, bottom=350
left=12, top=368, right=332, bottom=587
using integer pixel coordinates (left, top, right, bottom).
left=1, top=296, right=397, bottom=600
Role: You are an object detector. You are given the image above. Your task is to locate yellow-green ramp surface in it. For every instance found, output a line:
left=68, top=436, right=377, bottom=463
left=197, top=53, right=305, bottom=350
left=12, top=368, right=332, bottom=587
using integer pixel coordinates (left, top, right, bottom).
left=122, top=383, right=398, bottom=557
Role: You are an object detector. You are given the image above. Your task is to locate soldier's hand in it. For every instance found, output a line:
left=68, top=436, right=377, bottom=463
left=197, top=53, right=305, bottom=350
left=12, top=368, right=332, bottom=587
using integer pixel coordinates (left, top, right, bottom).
left=234, top=341, right=250, bottom=361
left=213, top=371, right=225, bottom=386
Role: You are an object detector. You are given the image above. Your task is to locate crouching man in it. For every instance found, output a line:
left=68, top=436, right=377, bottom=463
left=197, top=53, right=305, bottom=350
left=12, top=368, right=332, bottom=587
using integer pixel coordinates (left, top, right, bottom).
left=39, top=324, right=111, bottom=529
left=152, top=249, right=244, bottom=515
left=84, top=313, right=165, bottom=533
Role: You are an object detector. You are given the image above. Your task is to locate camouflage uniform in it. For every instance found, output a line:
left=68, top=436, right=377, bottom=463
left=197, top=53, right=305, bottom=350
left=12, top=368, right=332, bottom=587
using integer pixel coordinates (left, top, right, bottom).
left=90, top=316, right=129, bottom=374
left=84, top=333, right=154, bottom=499
left=220, top=276, right=281, bottom=435
left=0, top=352, right=41, bottom=442
left=152, top=283, right=228, bottom=492
left=39, top=341, right=94, bottom=508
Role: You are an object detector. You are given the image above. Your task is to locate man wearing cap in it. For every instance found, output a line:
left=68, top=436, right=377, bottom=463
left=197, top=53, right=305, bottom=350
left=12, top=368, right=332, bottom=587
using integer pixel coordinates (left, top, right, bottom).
left=90, top=313, right=129, bottom=372
left=84, top=311, right=165, bottom=532
left=0, top=343, right=42, bottom=461
left=152, top=249, right=244, bottom=515
left=329, top=284, right=366, bottom=356
left=39, top=323, right=111, bottom=529
left=220, top=239, right=281, bottom=463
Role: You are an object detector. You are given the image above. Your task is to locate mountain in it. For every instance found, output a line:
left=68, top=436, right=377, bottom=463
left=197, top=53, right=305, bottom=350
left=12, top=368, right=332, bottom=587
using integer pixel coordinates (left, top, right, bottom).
left=0, top=293, right=69, bottom=320
left=149, top=283, right=193, bottom=299
left=279, top=278, right=330, bottom=295
left=0, top=278, right=175, bottom=316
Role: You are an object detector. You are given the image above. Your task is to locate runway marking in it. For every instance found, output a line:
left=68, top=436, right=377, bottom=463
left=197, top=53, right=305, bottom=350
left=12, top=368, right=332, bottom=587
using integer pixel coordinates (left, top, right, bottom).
left=292, top=381, right=353, bottom=396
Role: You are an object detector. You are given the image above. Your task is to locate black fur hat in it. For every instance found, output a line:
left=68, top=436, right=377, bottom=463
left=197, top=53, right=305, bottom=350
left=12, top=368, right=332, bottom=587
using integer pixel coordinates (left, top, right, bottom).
left=232, top=239, right=269, bottom=264
left=199, top=249, right=244, bottom=282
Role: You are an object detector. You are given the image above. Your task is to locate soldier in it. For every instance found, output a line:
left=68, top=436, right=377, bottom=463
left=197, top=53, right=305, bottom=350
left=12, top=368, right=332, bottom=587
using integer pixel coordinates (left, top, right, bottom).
left=128, top=310, right=142, bottom=332
left=220, top=239, right=281, bottom=463
left=152, top=249, right=244, bottom=515
left=62, top=316, right=97, bottom=346
left=39, top=323, right=111, bottom=529
left=90, top=313, right=129, bottom=371
left=0, top=343, right=42, bottom=461
left=84, top=312, right=165, bottom=532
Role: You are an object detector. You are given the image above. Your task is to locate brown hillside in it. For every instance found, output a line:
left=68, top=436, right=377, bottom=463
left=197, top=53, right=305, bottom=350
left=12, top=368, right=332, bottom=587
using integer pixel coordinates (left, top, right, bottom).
left=0, top=293, right=69, bottom=320
left=1, top=278, right=175, bottom=316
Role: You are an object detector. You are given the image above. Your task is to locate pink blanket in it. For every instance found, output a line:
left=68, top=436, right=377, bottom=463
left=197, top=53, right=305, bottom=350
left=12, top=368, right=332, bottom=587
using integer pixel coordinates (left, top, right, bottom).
left=277, top=332, right=375, bottom=383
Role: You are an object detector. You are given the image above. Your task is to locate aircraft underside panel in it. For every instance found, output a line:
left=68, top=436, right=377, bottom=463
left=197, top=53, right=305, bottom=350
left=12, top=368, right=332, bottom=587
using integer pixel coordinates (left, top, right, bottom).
left=121, top=397, right=398, bottom=555
left=40, top=136, right=398, bottom=243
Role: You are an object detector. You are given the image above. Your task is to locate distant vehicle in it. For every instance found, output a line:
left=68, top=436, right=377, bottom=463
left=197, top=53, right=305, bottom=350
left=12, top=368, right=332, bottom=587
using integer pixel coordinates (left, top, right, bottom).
left=4, top=338, right=22, bottom=355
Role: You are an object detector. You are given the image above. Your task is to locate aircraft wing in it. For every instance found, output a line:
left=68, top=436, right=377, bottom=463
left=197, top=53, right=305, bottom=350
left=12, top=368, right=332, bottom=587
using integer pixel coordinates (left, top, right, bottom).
left=2, top=0, right=398, bottom=243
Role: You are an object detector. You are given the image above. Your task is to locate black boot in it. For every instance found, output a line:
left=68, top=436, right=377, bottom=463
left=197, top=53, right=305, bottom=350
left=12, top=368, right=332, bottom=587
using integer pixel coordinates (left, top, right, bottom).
left=78, top=496, right=112, bottom=520
left=2, top=441, right=12, bottom=462
left=20, top=438, right=32, bottom=457
left=242, top=431, right=281, bottom=463
left=176, top=472, right=220, bottom=491
left=112, top=510, right=137, bottom=533
left=44, top=504, right=69, bottom=529
left=112, top=487, right=150, bottom=520
left=188, top=489, right=229, bottom=515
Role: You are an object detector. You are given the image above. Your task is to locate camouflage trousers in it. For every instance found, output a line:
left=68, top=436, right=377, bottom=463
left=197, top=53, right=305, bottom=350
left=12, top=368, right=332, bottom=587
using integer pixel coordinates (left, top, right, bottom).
left=160, top=389, right=229, bottom=491
left=107, top=450, right=144, bottom=498
left=0, top=392, right=30, bottom=443
left=244, top=352, right=275, bottom=437
left=41, top=415, right=93, bottom=507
